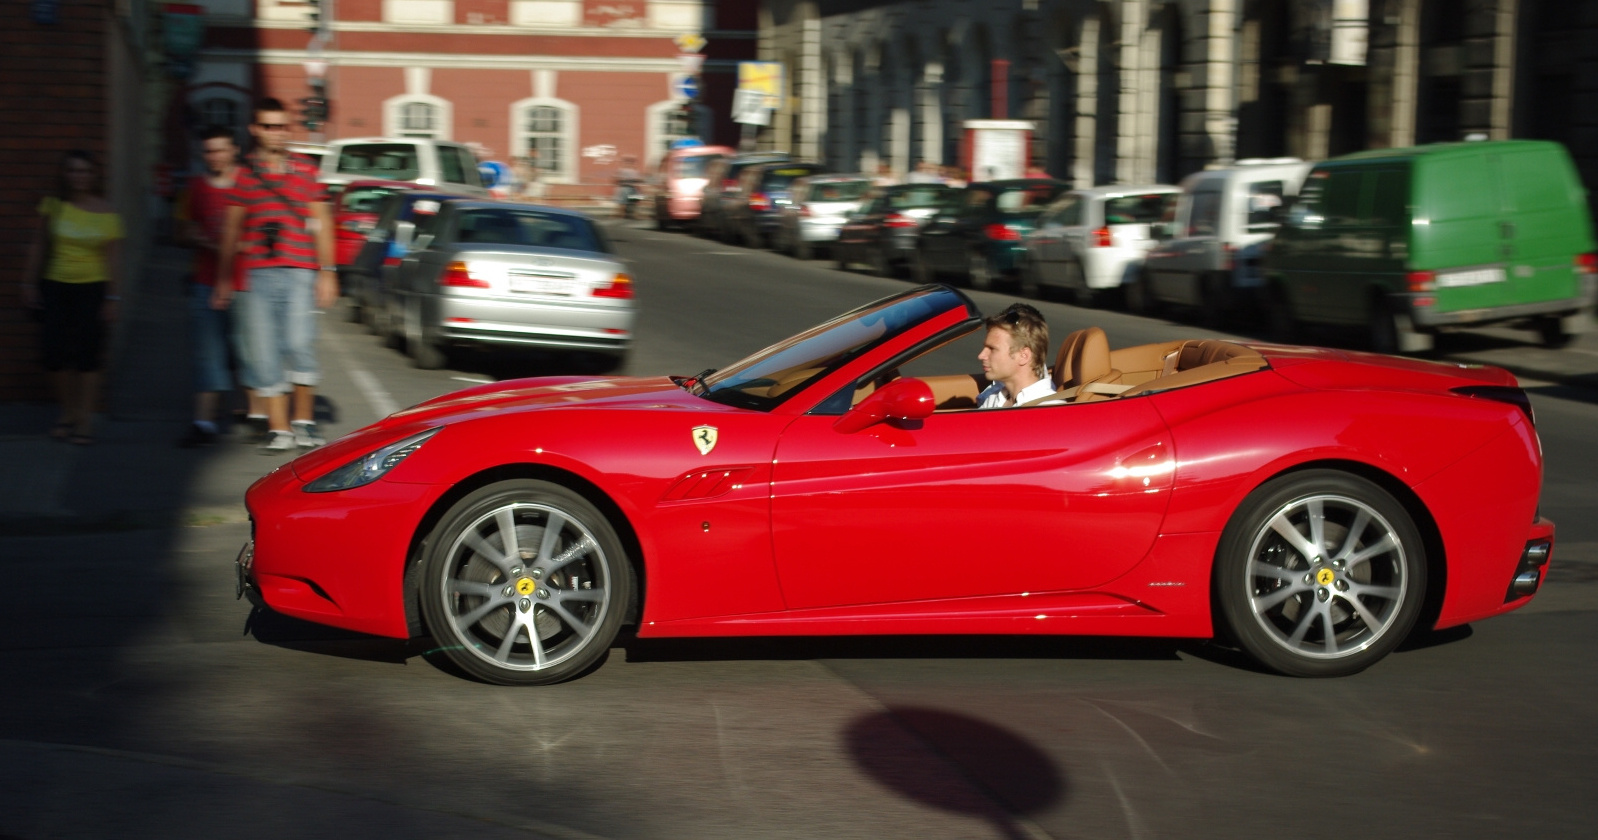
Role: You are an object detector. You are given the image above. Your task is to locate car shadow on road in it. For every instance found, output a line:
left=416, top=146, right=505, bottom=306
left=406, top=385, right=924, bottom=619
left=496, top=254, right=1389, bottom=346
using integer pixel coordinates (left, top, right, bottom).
left=618, top=631, right=1196, bottom=666
left=845, top=706, right=1064, bottom=840
left=243, top=602, right=426, bottom=664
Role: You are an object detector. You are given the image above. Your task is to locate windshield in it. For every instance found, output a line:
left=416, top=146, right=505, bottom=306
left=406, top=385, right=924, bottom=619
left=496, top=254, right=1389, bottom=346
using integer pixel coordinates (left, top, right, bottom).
left=1104, top=193, right=1178, bottom=224
left=760, top=166, right=827, bottom=191
left=699, top=286, right=972, bottom=411
left=455, top=208, right=606, bottom=252
left=672, top=155, right=720, bottom=178
left=335, top=144, right=420, bottom=180
left=887, top=186, right=956, bottom=210
left=808, top=180, right=872, bottom=201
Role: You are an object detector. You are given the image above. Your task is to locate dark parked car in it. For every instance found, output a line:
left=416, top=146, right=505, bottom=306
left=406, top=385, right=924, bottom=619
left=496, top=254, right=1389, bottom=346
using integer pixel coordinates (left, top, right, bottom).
left=698, top=152, right=790, bottom=242
left=728, top=160, right=829, bottom=248
left=833, top=183, right=960, bottom=276
left=345, top=189, right=470, bottom=332
left=913, top=179, right=1071, bottom=290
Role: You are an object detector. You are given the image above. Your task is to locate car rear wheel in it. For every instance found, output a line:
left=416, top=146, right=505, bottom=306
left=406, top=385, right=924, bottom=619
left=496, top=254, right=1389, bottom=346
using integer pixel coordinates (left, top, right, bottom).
left=1124, top=268, right=1155, bottom=316
left=1536, top=315, right=1574, bottom=349
left=794, top=236, right=812, bottom=261
left=420, top=479, right=630, bottom=686
left=1215, top=470, right=1426, bottom=678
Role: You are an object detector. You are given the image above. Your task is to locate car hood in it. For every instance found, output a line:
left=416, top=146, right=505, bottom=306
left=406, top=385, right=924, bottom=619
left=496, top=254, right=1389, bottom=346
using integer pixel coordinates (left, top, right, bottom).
left=288, top=376, right=710, bottom=480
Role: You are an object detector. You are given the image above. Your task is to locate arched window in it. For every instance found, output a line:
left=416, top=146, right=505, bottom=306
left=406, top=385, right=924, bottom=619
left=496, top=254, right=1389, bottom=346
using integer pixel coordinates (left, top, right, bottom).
left=510, top=98, right=578, bottom=183
left=383, top=94, right=452, bottom=140
left=198, top=97, right=239, bottom=131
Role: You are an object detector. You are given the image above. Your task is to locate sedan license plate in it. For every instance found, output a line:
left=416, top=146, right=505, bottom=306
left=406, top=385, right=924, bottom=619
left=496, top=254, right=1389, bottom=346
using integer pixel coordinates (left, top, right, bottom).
left=509, top=275, right=579, bottom=296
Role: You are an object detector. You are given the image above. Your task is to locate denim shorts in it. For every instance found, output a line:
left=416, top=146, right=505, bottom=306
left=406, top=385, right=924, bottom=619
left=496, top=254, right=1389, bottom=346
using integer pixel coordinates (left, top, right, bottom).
left=234, top=267, right=318, bottom=398
left=189, top=282, right=233, bottom=393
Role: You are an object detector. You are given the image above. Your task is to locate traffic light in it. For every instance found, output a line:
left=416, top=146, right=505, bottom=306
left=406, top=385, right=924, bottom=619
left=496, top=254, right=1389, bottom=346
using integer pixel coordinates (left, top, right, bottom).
left=306, top=0, right=322, bottom=32
left=300, top=96, right=328, bottom=131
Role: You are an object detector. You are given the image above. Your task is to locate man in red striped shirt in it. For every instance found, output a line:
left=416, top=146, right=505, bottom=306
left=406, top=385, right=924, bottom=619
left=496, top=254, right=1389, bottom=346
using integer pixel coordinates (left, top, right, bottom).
left=215, top=98, right=337, bottom=454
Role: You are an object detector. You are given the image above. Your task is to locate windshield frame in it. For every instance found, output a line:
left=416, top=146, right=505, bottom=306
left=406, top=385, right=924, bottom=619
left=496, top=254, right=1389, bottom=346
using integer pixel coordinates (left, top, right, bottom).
left=696, top=285, right=976, bottom=412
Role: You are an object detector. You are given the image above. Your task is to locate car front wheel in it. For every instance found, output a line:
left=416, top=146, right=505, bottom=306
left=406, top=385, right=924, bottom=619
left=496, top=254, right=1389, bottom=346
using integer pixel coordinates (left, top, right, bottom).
left=420, top=479, right=630, bottom=686
left=1215, top=470, right=1426, bottom=678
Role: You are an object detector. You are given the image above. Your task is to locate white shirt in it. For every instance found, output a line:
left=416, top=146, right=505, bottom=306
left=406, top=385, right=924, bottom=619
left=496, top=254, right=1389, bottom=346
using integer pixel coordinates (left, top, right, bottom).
left=978, top=374, right=1056, bottom=409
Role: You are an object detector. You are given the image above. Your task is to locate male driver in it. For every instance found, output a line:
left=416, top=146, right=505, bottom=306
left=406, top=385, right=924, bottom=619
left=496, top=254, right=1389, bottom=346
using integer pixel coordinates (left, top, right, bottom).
left=215, top=98, right=337, bottom=454
left=977, top=303, right=1053, bottom=408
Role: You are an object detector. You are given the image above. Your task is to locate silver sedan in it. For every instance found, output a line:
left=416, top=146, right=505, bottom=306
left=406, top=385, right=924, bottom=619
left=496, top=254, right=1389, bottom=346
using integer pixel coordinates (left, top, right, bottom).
left=385, top=200, right=635, bottom=370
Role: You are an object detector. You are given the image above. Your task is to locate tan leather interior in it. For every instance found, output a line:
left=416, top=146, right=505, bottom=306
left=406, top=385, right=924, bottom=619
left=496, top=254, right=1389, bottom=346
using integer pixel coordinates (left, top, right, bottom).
left=1022, top=335, right=1266, bottom=407
left=918, top=374, right=983, bottom=410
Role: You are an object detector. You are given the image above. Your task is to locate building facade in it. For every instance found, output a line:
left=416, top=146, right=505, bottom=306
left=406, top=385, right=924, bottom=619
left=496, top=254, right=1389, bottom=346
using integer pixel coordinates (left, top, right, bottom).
left=179, top=0, right=754, bottom=198
left=761, top=0, right=1598, bottom=204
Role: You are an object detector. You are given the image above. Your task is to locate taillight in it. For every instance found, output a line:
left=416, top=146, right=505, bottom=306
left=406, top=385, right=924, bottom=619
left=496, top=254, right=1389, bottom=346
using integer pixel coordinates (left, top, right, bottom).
left=984, top=223, right=1022, bottom=241
left=722, top=178, right=738, bottom=190
left=883, top=213, right=918, bottom=229
left=749, top=193, right=771, bottom=212
left=1091, top=226, right=1113, bottom=247
left=1407, top=270, right=1436, bottom=292
left=592, top=273, right=634, bottom=299
left=442, top=261, right=489, bottom=288
left=1576, top=252, right=1597, bottom=275
left=382, top=257, right=401, bottom=268
left=1452, top=385, right=1535, bottom=427
left=799, top=204, right=811, bottom=217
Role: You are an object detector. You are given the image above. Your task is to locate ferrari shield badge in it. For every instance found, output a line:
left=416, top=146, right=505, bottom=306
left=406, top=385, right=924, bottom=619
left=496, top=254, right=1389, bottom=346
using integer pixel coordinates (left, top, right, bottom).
left=691, top=425, right=718, bottom=455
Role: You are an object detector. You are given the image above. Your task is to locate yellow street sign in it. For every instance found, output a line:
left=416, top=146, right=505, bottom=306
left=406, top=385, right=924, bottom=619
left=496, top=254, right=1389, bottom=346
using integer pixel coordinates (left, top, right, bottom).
left=737, top=61, right=783, bottom=107
left=674, top=32, right=706, bottom=53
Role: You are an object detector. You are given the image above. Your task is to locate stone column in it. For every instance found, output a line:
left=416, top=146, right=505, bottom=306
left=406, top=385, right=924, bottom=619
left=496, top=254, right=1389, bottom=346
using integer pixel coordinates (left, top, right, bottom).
left=1116, top=0, right=1148, bottom=183
left=1074, top=15, right=1100, bottom=187
left=799, top=16, right=824, bottom=160
left=1461, top=0, right=1516, bottom=139
left=1182, top=0, right=1236, bottom=170
left=922, top=62, right=944, bottom=165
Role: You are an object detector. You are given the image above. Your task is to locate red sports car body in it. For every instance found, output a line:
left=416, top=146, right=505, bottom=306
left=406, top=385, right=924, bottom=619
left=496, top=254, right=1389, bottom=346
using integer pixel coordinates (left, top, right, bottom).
left=240, top=285, right=1552, bottom=684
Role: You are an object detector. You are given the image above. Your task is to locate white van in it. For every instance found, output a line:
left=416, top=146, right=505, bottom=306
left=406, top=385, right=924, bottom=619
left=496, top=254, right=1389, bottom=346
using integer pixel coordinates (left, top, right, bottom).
left=319, top=137, right=490, bottom=197
left=1133, top=158, right=1313, bottom=320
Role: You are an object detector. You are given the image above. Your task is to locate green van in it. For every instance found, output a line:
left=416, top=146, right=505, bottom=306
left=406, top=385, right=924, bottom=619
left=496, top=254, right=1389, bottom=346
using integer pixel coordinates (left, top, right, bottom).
left=1263, top=140, right=1597, bottom=352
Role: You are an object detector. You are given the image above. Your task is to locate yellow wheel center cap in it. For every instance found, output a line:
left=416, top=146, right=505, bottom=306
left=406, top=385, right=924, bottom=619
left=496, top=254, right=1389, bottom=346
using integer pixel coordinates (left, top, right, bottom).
left=516, top=578, right=537, bottom=596
left=1316, top=568, right=1336, bottom=586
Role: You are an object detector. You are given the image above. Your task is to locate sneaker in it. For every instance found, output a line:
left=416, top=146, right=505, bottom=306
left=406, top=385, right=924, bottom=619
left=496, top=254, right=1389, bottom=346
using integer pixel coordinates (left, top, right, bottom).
left=292, top=420, right=325, bottom=449
left=260, top=430, right=297, bottom=454
left=178, top=422, right=218, bottom=448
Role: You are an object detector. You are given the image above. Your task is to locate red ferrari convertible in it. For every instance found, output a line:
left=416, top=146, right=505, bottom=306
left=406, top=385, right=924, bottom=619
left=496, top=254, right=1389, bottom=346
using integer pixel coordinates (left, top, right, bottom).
left=239, top=285, right=1553, bottom=684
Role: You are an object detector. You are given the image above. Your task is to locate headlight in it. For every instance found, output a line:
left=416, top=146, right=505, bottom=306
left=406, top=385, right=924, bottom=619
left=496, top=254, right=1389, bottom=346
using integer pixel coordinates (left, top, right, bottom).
left=303, top=428, right=441, bottom=493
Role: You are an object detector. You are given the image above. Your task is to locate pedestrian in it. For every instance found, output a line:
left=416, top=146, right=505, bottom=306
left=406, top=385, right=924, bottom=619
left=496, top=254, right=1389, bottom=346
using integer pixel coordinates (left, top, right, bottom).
left=18, top=150, right=125, bottom=446
left=174, top=126, right=254, bottom=447
left=906, top=159, right=943, bottom=184
left=872, top=160, right=899, bottom=187
left=943, top=165, right=968, bottom=188
left=214, top=98, right=337, bottom=454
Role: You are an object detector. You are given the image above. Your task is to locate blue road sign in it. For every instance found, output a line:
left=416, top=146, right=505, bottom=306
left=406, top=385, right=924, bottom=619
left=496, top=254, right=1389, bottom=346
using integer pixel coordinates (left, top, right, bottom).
left=676, top=76, right=699, bottom=100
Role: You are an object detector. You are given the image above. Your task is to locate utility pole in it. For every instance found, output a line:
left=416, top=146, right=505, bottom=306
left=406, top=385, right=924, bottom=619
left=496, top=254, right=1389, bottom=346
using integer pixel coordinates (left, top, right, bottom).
left=301, top=0, right=331, bottom=142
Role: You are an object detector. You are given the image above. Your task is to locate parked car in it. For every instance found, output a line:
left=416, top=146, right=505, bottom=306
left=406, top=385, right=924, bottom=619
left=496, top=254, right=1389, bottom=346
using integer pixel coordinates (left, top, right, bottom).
left=771, top=174, right=873, bottom=259
left=1264, top=139, right=1598, bottom=352
left=344, top=189, right=470, bottom=332
left=383, top=201, right=633, bottom=370
left=913, top=179, right=1071, bottom=290
left=698, top=152, right=790, bottom=241
left=1136, top=158, right=1313, bottom=320
left=728, top=161, right=829, bottom=248
left=833, top=183, right=961, bottom=276
left=239, top=283, right=1553, bottom=686
left=651, top=144, right=735, bottom=230
left=1023, top=185, right=1181, bottom=306
left=332, top=179, right=429, bottom=301
left=319, top=137, right=490, bottom=198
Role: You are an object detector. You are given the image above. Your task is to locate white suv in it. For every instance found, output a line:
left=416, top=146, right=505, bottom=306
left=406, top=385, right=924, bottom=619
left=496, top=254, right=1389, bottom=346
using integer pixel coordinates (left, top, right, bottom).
left=319, top=137, right=490, bottom=197
left=1135, top=158, right=1313, bottom=321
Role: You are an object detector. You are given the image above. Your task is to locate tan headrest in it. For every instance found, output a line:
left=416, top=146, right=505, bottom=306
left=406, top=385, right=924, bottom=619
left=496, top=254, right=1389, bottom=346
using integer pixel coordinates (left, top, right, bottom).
left=1052, top=329, right=1087, bottom=390
left=1070, top=327, right=1112, bottom=387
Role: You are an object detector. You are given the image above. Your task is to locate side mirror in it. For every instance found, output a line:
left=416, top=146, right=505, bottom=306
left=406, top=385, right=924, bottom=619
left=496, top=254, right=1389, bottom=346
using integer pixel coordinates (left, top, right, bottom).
left=833, top=377, right=935, bottom=434
left=394, top=220, right=415, bottom=250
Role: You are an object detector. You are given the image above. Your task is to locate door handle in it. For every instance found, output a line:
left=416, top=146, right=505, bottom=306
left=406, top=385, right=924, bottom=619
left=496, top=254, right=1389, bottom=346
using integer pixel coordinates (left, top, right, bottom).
left=1500, top=221, right=1516, bottom=239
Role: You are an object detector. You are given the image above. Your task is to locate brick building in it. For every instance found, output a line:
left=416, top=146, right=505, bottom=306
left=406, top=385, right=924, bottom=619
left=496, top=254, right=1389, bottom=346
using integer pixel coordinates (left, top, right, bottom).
left=0, top=0, right=161, bottom=402
left=180, top=0, right=754, bottom=199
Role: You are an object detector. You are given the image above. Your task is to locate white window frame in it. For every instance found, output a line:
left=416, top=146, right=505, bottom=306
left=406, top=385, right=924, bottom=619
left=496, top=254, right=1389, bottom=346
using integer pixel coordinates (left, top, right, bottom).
left=383, top=94, right=452, bottom=140
left=644, top=99, right=703, bottom=170
left=509, top=97, right=578, bottom=184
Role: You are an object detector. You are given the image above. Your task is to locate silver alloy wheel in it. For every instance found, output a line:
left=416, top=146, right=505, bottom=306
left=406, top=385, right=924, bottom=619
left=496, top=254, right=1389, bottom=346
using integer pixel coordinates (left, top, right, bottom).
left=1243, top=493, right=1408, bottom=661
left=437, top=501, right=612, bottom=674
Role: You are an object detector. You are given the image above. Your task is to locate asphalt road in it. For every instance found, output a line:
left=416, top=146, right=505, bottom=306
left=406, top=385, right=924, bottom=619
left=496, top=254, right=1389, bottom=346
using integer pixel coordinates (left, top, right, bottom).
left=1, top=222, right=1595, bottom=839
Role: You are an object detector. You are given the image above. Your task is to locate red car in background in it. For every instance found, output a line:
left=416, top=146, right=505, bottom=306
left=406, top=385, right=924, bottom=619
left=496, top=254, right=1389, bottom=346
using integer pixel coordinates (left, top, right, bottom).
left=333, top=179, right=433, bottom=268
left=238, top=285, right=1553, bottom=686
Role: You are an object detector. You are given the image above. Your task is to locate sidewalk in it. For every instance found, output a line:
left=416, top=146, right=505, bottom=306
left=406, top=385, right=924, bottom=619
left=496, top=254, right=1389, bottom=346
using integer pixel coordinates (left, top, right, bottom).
left=1, top=241, right=1596, bottom=535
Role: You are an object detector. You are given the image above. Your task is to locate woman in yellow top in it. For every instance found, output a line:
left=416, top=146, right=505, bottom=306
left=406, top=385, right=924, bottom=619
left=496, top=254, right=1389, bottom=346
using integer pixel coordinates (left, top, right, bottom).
left=19, top=150, right=125, bottom=445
